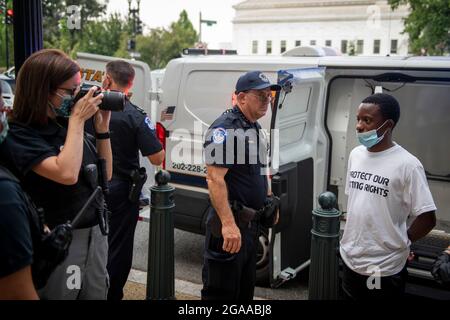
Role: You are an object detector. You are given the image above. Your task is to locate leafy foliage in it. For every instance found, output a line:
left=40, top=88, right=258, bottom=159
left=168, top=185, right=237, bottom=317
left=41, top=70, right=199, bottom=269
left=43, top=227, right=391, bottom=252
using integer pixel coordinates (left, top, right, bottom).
left=389, top=0, right=450, bottom=55
left=1, top=3, right=198, bottom=70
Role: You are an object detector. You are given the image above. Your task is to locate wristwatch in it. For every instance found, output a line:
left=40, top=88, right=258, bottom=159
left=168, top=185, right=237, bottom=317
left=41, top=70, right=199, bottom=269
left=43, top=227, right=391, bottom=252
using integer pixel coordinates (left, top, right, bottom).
left=96, top=131, right=110, bottom=140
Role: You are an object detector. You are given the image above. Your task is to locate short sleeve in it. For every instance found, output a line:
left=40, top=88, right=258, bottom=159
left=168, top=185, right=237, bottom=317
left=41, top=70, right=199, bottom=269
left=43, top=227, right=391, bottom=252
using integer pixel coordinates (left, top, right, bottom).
left=203, top=123, right=235, bottom=169
left=0, top=181, right=33, bottom=278
left=136, top=115, right=163, bottom=156
left=4, top=124, right=57, bottom=175
left=406, top=165, right=437, bottom=217
left=345, top=152, right=352, bottom=196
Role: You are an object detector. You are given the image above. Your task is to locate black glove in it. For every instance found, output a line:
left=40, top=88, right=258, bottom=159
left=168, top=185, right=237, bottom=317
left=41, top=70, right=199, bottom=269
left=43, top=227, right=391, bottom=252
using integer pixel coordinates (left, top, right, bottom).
left=431, top=251, right=450, bottom=286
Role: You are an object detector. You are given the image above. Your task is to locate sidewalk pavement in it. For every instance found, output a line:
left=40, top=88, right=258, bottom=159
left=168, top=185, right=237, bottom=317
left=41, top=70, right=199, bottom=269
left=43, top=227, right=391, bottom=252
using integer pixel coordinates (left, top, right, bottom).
left=123, top=269, right=266, bottom=300
left=123, top=269, right=201, bottom=300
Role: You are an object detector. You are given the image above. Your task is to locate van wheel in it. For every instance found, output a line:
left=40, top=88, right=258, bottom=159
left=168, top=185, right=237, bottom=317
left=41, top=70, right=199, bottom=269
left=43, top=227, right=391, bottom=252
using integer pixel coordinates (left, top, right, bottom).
left=255, top=227, right=270, bottom=286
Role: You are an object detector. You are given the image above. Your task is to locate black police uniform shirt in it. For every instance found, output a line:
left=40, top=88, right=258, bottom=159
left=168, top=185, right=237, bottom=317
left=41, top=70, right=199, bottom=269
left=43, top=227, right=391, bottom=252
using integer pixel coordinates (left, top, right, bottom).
left=0, top=169, right=33, bottom=278
left=86, top=100, right=162, bottom=180
left=204, top=106, right=268, bottom=210
left=0, top=118, right=100, bottom=229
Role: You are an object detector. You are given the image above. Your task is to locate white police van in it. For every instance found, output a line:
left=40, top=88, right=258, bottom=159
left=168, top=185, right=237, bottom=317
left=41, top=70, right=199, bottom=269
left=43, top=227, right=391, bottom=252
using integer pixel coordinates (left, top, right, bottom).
left=155, top=47, right=450, bottom=296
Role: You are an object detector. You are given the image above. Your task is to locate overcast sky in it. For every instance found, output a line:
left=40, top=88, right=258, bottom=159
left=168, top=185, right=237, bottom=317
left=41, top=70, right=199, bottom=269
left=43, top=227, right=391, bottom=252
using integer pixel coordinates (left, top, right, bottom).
left=106, top=0, right=243, bottom=47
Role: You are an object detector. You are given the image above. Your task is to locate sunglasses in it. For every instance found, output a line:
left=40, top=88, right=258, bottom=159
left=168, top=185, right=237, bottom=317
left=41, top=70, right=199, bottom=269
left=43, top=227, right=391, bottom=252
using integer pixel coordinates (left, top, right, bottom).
left=247, top=90, right=272, bottom=102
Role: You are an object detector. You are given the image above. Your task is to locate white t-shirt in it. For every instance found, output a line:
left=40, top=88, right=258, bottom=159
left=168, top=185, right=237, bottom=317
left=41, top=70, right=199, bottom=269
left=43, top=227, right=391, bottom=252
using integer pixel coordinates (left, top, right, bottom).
left=340, top=143, right=436, bottom=276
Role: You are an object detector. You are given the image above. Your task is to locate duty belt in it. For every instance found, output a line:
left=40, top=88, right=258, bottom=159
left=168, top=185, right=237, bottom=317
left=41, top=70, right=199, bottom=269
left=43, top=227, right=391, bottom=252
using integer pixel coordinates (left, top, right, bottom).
left=229, top=200, right=261, bottom=229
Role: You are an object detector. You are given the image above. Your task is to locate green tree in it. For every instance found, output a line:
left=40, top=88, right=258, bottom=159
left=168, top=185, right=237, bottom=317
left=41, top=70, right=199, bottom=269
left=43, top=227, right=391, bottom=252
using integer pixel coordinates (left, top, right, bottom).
left=42, top=0, right=108, bottom=50
left=161, top=10, right=198, bottom=63
left=389, top=0, right=450, bottom=55
left=0, top=0, right=14, bottom=69
left=136, top=10, right=198, bottom=69
left=136, top=28, right=166, bottom=69
left=77, top=13, right=127, bottom=56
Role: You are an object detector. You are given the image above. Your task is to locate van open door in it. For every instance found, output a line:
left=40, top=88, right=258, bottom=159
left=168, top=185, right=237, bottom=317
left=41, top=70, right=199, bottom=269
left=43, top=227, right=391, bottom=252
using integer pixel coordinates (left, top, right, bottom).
left=268, top=67, right=329, bottom=287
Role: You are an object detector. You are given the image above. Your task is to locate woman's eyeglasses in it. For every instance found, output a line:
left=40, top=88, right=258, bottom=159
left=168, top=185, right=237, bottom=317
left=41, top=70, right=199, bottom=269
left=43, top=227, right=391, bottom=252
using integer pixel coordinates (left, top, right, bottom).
left=58, top=84, right=81, bottom=97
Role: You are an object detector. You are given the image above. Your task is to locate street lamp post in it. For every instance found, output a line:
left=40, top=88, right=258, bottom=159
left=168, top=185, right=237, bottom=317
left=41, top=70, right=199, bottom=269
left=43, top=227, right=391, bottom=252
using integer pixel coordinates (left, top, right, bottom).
left=128, top=0, right=141, bottom=60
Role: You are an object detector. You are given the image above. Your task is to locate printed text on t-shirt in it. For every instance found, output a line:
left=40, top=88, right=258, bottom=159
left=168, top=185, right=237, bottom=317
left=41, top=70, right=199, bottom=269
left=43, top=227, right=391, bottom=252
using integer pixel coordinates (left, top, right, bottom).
left=349, top=171, right=390, bottom=197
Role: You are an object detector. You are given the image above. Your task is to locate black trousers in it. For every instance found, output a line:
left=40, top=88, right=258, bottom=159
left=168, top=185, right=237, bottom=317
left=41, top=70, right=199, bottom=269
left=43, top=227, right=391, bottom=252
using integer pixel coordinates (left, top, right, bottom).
left=201, top=212, right=259, bottom=301
left=105, top=180, right=140, bottom=301
left=341, top=261, right=408, bottom=300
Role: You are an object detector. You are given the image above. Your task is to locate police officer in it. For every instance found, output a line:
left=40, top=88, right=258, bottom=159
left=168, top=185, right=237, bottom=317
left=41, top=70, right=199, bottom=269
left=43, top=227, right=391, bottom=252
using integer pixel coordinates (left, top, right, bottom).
left=202, top=71, right=280, bottom=300
left=0, top=88, right=38, bottom=300
left=88, top=60, right=164, bottom=301
left=1, top=49, right=112, bottom=300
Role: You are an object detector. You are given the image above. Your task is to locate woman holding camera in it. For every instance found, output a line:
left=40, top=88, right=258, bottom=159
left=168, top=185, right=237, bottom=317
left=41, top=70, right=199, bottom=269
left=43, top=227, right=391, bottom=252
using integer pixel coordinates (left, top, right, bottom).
left=0, top=49, right=112, bottom=299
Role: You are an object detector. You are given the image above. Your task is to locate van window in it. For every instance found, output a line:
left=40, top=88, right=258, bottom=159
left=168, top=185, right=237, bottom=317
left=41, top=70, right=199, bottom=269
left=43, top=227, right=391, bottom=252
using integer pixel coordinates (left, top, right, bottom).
left=392, top=82, right=450, bottom=177
left=182, top=70, right=275, bottom=129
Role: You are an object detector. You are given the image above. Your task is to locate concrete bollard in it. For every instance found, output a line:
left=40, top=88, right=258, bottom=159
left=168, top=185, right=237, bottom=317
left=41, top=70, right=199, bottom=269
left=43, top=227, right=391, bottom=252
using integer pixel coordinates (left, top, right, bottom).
left=146, top=170, right=175, bottom=300
left=308, top=191, right=342, bottom=300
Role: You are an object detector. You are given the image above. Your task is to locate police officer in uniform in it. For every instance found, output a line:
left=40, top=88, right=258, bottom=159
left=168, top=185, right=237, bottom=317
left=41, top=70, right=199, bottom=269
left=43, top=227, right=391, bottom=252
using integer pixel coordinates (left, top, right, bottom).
left=87, top=60, right=164, bottom=300
left=1, top=49, right=112, bottom=300
left=0, top=88, right=38, bottom=300
left=202, top=71, right=280, bottom=300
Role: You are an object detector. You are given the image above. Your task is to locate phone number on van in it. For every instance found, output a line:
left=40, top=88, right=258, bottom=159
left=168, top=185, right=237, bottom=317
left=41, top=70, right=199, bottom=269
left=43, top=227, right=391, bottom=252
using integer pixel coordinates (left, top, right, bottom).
left=171, top=162, right=207, bottom=174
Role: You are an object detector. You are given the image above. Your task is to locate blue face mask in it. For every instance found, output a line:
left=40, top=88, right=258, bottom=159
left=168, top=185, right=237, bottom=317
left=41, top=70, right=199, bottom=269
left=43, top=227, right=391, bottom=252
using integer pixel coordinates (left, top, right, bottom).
left=0, top=110, right=8, bottom=144
left=357, top=120, right=390, bottom=148
left=52, top=92, right=74, bottom=117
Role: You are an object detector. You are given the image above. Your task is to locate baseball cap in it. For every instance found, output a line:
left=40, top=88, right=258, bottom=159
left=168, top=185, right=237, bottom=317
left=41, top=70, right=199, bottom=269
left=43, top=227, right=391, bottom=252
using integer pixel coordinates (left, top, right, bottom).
left=235, top=71, right=281, bottom=93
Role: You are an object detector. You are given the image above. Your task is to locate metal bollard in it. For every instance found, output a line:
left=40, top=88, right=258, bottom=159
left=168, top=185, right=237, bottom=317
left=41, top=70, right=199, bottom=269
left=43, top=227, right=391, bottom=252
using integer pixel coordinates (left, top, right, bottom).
left=146, top=170, right=175, bottom=300
left=308, top=191, right=342, bottom=300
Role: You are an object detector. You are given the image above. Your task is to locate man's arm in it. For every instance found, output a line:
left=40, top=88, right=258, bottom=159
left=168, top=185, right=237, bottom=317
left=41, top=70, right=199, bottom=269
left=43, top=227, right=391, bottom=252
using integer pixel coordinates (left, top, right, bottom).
left=147, top=149, right=165, bottom=166
left=407, top=211, right=436, bottom=242
left=0, top=266, right=38, bottom=300
left=206, top=165, right=241, bottom=254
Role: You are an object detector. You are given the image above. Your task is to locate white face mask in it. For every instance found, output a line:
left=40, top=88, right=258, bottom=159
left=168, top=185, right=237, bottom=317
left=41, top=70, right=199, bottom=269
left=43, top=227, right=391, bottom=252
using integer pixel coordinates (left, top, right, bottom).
left=356, top=120, right=389, bottom=148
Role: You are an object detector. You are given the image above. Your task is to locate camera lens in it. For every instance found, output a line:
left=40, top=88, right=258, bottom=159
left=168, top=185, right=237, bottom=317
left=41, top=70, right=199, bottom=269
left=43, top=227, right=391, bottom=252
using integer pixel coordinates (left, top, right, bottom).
left=99, top=91, right=125, bottom=111
left=74, top=86, right=125, bottom=111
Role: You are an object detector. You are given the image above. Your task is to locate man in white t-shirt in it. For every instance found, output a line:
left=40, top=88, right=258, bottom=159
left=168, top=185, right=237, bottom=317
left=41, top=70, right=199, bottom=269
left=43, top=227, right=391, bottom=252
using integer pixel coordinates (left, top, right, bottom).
left=340, top=93, right=436, bottom=299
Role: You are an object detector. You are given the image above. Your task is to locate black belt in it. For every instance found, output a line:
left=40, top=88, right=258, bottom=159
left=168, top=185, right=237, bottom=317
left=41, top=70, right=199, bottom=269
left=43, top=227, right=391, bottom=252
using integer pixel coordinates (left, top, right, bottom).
left=112, top=172, right=131, bottom=181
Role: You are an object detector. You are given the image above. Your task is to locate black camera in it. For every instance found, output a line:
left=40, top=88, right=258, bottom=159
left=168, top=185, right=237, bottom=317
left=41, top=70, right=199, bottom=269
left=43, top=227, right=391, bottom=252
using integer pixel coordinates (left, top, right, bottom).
left=73, top=84, right=126, bottom=111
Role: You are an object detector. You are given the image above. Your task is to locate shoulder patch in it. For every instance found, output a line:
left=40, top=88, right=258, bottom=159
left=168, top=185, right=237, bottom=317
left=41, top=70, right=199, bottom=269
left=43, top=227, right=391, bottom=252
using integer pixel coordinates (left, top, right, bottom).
left=144, top=117, right=155, bottom=130
left=212, top=127, right=227, bottom=144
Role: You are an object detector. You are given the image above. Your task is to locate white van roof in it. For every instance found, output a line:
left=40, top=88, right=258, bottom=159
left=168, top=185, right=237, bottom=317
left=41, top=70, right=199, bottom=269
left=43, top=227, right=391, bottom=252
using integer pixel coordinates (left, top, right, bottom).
left=172, top=54, right=450, bottom=70
left=319, top=55, right=450, bottom=69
